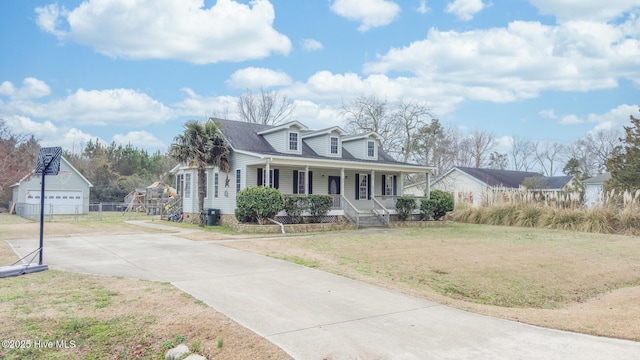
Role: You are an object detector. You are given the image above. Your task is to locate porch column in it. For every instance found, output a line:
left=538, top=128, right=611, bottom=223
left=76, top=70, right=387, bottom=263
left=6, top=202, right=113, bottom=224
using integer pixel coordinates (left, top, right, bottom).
left=265, top=160, right=270, bottom=187
left=305, top=165, right=309, bottom=195
left=426, top=171, right=431, bottom=198
left=370, top=170, right=375, bottom=199
left=340, top=168, right=345, bottom=203
left=399, top=173, right=404, bottom=196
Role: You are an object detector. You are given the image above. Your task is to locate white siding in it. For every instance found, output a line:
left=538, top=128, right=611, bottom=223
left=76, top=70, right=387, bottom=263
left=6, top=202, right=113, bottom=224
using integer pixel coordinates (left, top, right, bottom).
left=263, top=131, right=286, bottom=152
left=303, top=131, right=342, bottom=158
left=343, top=135, right=378, bottom=160
left=431, top=170, right=486, bottom=207
left=12, top=157, right=92, bottom=214
left=304, top=136, right=327, bottom=156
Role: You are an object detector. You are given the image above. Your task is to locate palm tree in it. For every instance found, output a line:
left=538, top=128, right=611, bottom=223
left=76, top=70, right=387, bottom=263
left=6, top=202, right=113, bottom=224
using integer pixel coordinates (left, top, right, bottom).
left=169, top=119, right=230, bottom=226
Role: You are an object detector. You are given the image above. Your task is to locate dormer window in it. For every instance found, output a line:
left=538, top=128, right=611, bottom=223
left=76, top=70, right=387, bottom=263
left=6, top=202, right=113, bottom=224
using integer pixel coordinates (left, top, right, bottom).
left=289, top=132, right=299, bottom=151
left=330, top=136, right=339, bottom=155
left=367, top=140, right=375, bottom=157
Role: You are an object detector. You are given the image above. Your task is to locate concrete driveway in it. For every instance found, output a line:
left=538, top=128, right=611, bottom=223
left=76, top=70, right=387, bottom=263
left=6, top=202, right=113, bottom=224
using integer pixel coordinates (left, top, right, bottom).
left=8, top=221, right=640, bottom=359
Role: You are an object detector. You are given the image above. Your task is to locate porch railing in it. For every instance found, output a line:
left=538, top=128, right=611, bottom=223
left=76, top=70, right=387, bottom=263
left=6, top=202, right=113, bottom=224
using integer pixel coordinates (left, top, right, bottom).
left=372, top=197, right=390, bottom=226
left=341, top=195, right=360, bottom=227
left=376, top=195, right=398, bottom=210
left=330, top=194, right=342, bottom=209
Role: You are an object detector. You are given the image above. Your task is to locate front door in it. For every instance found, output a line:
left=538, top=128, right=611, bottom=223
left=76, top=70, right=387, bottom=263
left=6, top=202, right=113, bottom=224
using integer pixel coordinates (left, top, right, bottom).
left=328, top=176, right=341, bottom=207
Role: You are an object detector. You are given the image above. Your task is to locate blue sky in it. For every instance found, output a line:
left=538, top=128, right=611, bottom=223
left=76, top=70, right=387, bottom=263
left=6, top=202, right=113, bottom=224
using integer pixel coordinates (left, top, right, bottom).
left=1, top=0, right=639, bottom=155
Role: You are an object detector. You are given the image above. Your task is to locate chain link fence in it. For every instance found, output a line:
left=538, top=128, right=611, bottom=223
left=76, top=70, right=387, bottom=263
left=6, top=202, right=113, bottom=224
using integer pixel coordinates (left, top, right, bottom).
left=12, top=202, right=157, bottom=222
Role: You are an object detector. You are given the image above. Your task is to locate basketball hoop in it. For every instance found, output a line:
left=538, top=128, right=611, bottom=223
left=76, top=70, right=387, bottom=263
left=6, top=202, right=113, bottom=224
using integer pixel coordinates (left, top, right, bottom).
left=57, top=170, right=72, bottom=185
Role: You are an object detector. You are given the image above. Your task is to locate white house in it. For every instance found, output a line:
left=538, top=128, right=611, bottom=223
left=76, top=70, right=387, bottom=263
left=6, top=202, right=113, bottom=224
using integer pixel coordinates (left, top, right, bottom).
left=427, top=167, right=574, bottom=207
left=11, top=156, right=93, bottom=215
left=171, top=118, right=435, bottom=226
left=583, top=173, right=611, bottom=207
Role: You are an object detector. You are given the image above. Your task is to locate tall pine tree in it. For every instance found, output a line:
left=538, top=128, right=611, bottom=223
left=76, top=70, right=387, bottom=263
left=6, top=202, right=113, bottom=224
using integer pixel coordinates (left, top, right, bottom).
left=605, top=108, right=640, bottom=191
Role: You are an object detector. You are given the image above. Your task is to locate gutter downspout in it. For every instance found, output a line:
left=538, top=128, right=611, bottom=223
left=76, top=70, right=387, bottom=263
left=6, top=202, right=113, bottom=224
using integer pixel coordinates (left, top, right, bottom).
left=268, top=218, right=285, bottom=234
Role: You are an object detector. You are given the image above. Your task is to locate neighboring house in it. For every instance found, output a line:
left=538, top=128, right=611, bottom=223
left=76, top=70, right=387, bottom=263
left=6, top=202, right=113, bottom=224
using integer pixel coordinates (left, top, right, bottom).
left=171, top=118, right=434, bottom=226
left=583, top=173, right=611, bottom=207
left=428, top=167, right=573, bottom=207
left=10, top=156, right=93, bottom=215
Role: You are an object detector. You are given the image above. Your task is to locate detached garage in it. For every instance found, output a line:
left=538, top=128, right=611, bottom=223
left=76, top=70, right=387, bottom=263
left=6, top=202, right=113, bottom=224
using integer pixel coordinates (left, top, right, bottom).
left=11, top=156, right=93, bottom=215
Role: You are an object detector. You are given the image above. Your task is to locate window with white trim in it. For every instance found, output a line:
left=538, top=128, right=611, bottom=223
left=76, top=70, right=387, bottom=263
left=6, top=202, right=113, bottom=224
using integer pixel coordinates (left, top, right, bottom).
left=289, top=132, right=299, bottom=151
left=359, top=173, right=368, bottom=200
left=384, top=174, right=394, bottom=196
left=330, top=136, right=339, bottom=155
left=367, top=141, right=375, bottom=157
left=184, top=173, right=191, bottom=199
left=298, top=171, right=305, bottom=194
left=214, top=172, right=219, bottom=198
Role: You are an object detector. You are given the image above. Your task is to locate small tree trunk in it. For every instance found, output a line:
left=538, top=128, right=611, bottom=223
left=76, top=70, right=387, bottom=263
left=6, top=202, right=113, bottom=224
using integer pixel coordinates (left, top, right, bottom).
left=198, top=166, right=206, bottom=227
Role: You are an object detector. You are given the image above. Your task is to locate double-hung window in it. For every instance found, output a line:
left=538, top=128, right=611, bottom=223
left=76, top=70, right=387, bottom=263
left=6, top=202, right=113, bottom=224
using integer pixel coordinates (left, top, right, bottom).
left=367, top=141, right=375, bottom=157
left=289, top=132, right=299, bottom=151
left=359, top=173, right=368, bottom=200
left=214, top=172, right=219, bottom=198
left=236, top=169, right=241, bottom=193
left=384, top=174, right=394, bottom=196
left=330, top=136, right=339, bottom=155
left=184, top=174, right=192, bottom=199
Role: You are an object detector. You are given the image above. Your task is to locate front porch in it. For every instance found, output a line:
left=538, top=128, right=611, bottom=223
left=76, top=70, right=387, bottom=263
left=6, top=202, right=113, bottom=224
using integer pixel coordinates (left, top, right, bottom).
left=248, top=162, right=432, bottom=227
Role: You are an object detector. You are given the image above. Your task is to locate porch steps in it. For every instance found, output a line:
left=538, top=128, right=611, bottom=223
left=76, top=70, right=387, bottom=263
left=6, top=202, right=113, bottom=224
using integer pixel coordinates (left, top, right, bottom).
left=357, top=214, right=388, bottom=228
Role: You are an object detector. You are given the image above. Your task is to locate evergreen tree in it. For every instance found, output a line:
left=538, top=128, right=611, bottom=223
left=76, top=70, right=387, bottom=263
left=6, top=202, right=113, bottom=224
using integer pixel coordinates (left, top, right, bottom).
left=605, top=109, right=640, bottom=191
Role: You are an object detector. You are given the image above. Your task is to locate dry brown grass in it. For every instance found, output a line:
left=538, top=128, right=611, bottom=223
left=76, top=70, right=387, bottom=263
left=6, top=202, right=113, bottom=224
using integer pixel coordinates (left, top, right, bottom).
left=0, top=214, right=291, bottom=360
left=221, top=224, right=640, bottom=341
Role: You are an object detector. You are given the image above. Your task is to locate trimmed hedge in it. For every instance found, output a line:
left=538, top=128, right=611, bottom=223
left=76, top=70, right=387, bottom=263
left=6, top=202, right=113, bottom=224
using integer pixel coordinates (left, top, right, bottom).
left=395, top=197, right=417, bottom=221
left=283, top=195, right=307, bottom=224
left=283, top=194, right=333, bottom=223
left=421, top=190, right=454, bottom=220
left=235, top=186, right=284, bottom=224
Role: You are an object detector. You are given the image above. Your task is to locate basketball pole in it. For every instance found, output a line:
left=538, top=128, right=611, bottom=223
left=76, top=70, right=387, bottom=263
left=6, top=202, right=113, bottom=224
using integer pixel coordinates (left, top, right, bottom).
left=39, top=165, right=47, bottom=265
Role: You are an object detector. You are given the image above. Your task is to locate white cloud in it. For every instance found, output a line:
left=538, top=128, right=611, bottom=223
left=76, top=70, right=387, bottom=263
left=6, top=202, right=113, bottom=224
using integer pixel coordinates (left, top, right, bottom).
left=529, top=0, right=640, bottom=22
left=302, top=39, right=324, bottom=51
left=559, top=114, right=583, bottom=125
left=589, top=104, right=639, bottom=132
left=445, top=0, right=489, bottom=21
left=1, top=82, right=174, bottom=126
left=35, top=0, right=291, bottom=64
left=112, top=131, right=166, bottom=150
left=330, top=0, right=401, bottom=32
left=417, top=0, right=431, bottom=14
left=538, top=109, right=558, bottom=119
left=0, top=78, right=51, bottom=99
left=363, top=19, right=640, bottom=103
left=173, top=88, right=239, bottom=119
left=227, top=67, right=293, bottom=89
left=2, top=115, right=102, bottom=151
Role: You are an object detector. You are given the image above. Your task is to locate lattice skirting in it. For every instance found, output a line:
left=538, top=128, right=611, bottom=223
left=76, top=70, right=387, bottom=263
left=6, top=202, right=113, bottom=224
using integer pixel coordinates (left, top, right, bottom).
left=276, top=215, right=339, bottom=224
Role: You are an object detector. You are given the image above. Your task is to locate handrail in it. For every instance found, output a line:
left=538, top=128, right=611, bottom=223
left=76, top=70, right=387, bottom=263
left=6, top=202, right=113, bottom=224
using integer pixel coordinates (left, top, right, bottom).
left=341, top=195, right=360, bottom=227
left=372, top=196, right=390, bottom=226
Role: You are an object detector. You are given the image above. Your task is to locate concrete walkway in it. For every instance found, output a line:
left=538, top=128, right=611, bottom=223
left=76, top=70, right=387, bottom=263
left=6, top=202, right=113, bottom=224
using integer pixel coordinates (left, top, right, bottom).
left=8, top=221, right=640, bottom=359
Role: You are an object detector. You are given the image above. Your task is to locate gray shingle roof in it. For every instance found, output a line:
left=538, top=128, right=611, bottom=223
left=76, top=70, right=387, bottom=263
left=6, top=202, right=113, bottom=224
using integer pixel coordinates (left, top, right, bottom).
left=532, top=175, right=574, bottom=190
left=583, top=172, right=611, bottom=184
left=457, top=167, right=543, bottom=188
left=211, top=118, right=417, bottom=166
left=455, top=167, right=573, bottom=189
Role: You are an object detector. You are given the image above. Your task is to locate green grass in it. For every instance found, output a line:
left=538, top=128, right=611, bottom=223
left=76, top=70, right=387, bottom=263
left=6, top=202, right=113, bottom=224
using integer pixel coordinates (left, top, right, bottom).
left=258, top=223, right=640, bottom=309
left=270, top=255, right=319, bottom=268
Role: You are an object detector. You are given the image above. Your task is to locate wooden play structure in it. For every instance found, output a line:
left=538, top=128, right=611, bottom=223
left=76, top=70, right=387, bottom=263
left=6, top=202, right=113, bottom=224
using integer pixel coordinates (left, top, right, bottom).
left=124, top=182, right=178, bottom=216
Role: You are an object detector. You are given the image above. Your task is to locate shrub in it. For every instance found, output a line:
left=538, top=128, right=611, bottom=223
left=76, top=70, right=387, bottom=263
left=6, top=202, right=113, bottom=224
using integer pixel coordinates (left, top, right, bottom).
left=235, top=186, right=284, bottom=224
left=396, top=197, right=417, bottom=221
left=428, top=190, right=454, bottom=220
left=307, top=195, right=333, bottom=223
left=516, top=205, right=543, bottom=227
left=283, top=195, right=308, bottom=224
left=419, top=199, right=435, bottom=221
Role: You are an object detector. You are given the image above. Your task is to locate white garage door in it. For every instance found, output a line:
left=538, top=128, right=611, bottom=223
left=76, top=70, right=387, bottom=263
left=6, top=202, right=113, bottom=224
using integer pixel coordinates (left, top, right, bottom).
left=26, top=190, right=83, bottom=215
